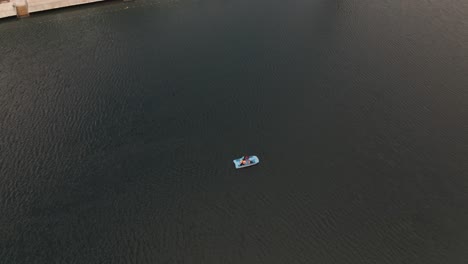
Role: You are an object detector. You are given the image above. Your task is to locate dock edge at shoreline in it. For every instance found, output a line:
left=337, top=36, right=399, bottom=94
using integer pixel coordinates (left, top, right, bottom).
left=0, top=0, right=106, bottom=19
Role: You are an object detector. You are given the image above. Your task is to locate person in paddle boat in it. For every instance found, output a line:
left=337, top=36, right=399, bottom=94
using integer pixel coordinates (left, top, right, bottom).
left=241, top=156, right=250, bottom=166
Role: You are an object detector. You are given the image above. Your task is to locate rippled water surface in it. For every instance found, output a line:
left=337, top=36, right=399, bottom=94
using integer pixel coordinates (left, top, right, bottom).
left=1, top=0, right=468, bottom=263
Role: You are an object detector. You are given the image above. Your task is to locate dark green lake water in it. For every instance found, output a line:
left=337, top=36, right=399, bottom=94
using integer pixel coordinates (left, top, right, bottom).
left=1, top=0, right=468, bottom=263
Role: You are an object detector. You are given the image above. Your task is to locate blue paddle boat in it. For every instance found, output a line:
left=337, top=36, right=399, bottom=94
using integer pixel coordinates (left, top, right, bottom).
left=233, top=155, right=260, bottom=169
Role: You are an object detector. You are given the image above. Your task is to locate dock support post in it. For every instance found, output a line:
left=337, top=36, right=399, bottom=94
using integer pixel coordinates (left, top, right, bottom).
left=15, top=0, right=28, bottom=17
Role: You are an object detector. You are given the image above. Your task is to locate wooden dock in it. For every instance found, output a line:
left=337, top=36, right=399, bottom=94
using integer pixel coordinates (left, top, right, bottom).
left=0, top=0, right=104, bottom=19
